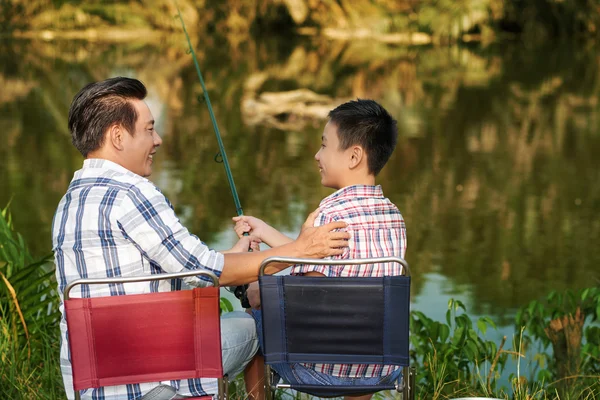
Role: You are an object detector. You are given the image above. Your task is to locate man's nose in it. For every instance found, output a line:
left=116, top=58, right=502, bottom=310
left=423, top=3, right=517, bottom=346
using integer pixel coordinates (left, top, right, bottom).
left=154, top=131, right=163, bottom=146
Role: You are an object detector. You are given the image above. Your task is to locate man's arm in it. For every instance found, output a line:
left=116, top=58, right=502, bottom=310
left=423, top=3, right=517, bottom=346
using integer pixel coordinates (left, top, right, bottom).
left=118, top=184, right=225, bottom=284
left=119, top=185, right=348, bottom=286
left=220, top=209, right=348, bottom=285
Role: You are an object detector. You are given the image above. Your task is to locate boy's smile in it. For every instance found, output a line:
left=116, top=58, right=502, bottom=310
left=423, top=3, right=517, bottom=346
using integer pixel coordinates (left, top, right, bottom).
left=315, top=121, right=349, bottom=189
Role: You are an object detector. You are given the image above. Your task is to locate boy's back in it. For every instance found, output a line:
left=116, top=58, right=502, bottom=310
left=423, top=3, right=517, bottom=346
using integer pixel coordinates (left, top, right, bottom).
left=291, top=184, right=406, bottom=379
left=292, top=184, right=406, bottom=278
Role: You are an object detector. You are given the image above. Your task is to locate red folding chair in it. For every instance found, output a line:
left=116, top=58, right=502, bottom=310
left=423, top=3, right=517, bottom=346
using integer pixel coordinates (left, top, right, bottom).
left=63, top=270, right=227, bottom=400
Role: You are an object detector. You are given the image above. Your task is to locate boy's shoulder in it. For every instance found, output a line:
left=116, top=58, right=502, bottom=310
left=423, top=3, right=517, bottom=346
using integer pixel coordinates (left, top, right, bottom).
left=318, top=185, right=400, bottom=217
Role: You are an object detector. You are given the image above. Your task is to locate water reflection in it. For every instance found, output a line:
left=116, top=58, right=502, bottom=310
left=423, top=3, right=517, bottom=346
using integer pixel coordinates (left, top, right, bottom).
left=1, top=36, right=599, bottom=323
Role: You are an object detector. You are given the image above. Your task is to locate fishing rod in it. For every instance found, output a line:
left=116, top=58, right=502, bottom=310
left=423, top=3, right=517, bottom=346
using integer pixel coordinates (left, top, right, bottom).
left=175, top=3, right=250, bottom=308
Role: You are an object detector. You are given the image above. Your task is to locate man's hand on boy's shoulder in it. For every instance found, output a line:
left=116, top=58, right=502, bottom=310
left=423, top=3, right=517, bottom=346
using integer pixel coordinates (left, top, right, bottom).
left=296, top=209, right=349, bottom=257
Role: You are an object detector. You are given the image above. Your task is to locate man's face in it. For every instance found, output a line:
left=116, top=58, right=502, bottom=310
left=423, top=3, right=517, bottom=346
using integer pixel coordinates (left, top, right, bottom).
left=314, top=121, right=350, bottom=189
left=121, top=99, right=162, bottom=177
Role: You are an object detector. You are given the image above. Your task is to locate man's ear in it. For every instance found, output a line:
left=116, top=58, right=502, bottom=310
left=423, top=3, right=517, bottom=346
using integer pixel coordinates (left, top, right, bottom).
left=349, top=145, right=364, bottom=169
left=108, top=124, right=124, bottom=151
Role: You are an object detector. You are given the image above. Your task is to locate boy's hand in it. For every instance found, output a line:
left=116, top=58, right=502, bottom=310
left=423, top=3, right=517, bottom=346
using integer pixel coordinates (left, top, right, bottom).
left=223, top=235, right=261, bottom=254
left=232, top=215, right=268, bottom=240
left=246, top=281, right=261, bottom=309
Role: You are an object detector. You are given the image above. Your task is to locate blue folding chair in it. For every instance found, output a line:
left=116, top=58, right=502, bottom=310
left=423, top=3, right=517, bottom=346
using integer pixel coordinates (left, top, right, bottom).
left=258, top=256, right=415, bottom=399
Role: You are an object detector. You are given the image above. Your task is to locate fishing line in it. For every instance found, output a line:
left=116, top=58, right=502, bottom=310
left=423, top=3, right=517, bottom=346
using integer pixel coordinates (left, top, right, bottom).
left=175, top=3, right=251, bottom=306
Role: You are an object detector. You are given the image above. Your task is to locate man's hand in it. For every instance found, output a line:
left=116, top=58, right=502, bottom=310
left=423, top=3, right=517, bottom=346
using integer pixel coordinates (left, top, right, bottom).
left=294, top=209, right=349, bottom=258
left=222, top=235, right=261, bottom=254
left=246, top=281, right=261, bottom=309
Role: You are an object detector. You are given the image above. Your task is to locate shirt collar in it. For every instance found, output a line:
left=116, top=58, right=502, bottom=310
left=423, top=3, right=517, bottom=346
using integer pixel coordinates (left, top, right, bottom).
left=319, top=185, right=384, bottom=208
left=82, top=158, right=145, bottom=179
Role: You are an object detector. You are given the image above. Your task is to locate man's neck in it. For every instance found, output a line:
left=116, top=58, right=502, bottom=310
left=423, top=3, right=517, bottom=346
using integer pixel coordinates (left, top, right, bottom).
left=87, top=150, right=118, bottom=165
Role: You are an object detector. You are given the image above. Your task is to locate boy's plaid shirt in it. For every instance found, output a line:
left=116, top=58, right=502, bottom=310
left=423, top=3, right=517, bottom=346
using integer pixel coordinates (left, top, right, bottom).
left=292, top=184, right=407, bottom=378
left=52, top=159, right=223, bottom=400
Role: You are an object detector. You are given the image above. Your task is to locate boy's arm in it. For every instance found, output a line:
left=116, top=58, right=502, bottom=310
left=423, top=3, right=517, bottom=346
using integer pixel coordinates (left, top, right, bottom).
left=233, top=215, right=293, bottom=247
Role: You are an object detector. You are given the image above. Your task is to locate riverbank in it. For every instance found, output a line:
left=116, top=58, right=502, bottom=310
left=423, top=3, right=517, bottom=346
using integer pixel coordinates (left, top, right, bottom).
left=2, top=0, right=599, bottom=45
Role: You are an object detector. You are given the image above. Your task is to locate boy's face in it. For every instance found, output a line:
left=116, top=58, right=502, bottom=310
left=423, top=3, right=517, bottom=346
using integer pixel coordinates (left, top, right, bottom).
left=314, top=121, right=350, bottom=189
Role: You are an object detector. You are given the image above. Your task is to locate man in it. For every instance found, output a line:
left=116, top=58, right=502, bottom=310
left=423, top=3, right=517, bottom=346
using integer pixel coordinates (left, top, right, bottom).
left=52, top=77, right=349, bottom=400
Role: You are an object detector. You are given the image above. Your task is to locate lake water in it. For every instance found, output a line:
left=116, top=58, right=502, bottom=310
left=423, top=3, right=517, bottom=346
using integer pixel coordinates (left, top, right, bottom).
left=1, top=34, right=599, bottom=386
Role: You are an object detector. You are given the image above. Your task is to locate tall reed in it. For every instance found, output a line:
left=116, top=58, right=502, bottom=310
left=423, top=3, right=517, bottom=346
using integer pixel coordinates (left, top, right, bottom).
left=0, top=203, right=63, bottom=399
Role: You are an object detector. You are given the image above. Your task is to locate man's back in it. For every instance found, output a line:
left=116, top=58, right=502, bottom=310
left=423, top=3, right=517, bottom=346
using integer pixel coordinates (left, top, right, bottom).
left=53, top=158, right=223, bottom=399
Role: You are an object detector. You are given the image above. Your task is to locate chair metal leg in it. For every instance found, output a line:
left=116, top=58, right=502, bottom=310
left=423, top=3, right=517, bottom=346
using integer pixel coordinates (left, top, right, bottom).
left=74, top=390, right=81, bottom=400
left=218, top=375, right=229, bottom=400
left=264, top=364, right=273, bottom=400
left=409, top=367, right=416, bottom=400
left=401, top=366, right=409, bottom=400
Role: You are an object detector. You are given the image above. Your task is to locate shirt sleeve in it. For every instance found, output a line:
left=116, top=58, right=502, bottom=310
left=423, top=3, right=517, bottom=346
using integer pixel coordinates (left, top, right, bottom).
left=117, top=181, right=224, bottom=286
left=291, top=210, right=349, bottom=276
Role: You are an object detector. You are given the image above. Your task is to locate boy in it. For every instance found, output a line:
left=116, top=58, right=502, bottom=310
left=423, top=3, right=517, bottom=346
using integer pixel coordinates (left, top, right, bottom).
left=234, top=99, right=406, bottom=400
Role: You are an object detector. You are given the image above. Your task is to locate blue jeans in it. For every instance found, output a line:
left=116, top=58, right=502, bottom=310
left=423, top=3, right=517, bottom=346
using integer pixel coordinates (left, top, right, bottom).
left=251, top=309, right=402, bottom=397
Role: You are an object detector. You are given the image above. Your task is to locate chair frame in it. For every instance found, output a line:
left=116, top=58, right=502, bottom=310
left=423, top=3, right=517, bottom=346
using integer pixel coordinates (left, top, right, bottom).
left=64, top=270, right=228, bottom=400
left=258, top=256, right=415, bottom=400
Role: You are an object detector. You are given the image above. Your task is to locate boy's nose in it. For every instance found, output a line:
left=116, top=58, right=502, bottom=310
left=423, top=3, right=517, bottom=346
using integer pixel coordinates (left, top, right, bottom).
left=314, top=151, right=320, bottom=161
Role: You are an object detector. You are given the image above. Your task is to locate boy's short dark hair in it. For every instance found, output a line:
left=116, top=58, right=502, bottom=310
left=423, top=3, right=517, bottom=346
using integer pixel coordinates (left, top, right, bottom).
left=328, top=99, right=398, bottom=176
left=68, top=77, right=147, bottom=157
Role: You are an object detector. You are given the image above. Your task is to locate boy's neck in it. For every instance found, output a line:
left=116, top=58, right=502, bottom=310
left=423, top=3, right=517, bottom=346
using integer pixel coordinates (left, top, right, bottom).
left=333, top=175, right=376, bottom=190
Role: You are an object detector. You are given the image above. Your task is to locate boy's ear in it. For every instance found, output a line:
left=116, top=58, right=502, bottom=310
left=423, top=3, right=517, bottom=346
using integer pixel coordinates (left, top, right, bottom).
left=108, top=124, right=125, bottom=151
left=349, top=145, right=364, bottom=169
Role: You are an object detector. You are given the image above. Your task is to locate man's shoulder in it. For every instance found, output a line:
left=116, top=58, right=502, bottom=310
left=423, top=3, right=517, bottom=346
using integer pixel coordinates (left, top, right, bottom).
left=68, top=169, right=160, bottom=196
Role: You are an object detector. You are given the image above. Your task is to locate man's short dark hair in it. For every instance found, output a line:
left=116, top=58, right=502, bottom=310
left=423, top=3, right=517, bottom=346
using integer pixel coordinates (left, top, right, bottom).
left=328, top=99, right=398, bottom=176
left=68, top=77, right=147, bottom=157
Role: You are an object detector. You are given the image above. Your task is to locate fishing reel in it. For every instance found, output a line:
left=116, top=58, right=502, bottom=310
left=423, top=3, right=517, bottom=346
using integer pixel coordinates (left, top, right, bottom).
left=233, top=284, right=251, bottom=309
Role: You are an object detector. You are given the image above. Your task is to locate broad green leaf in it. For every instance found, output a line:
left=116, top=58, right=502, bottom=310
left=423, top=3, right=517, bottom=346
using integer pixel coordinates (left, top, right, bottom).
left=465, top=340, right=479, bottom=360
left=439, top=324, right=450, bottom=343
left=582, top=288, right=590, bottom=301
left=481, top=316, right=497, bottom=330
left=452, top=326, right=465, bottom=347
left=477, top=318, right=487, bottom=335
left=220, top=297, right=234, bottom=313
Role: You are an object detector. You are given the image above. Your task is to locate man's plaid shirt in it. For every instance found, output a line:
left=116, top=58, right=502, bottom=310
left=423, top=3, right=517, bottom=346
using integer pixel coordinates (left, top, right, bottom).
left=52, top=159, right=224, bottom=400
left=292, top=184, right=407, bottom=378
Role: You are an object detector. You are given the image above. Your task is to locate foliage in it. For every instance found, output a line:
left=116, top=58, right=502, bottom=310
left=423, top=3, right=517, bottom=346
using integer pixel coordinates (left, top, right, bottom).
left=516, top=287, right=600, bottom=398
left=0, top=203, right=63, bottom=398
left=2, top=0, right=600, bottom=41
left=409, top=299, right=508, bottom=398
left=220, top=296, right=234, bottom=314
left=502, top=0, right=600, bottom=39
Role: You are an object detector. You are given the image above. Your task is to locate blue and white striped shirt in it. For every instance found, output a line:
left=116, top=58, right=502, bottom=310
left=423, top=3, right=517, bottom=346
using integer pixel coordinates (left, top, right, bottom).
left=52, top=159, right=224, bottom=400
